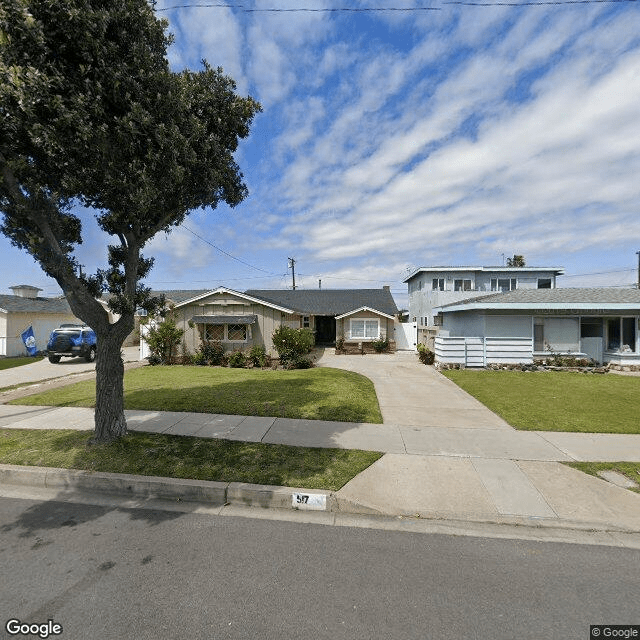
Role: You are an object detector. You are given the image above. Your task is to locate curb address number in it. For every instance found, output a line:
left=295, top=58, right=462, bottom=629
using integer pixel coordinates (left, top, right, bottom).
left=292, top=493, right=327, bottom=511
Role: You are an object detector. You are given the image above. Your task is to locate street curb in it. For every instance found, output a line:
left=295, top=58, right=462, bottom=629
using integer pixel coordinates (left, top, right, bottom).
left=0, top=463, right=367, bottom=513
left=3, top=463, right=640, bottom=540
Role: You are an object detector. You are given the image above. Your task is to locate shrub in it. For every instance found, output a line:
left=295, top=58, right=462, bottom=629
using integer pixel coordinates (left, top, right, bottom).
left=417, top=343, right=435, bottom=365
left=336, top=336, right=345, bottom=353
left=228, top=350, right=247, bottom=368
left=200, top=341, right=225, bottom=365
left=192, top=352, right=207, bottom=366
left=272, top=326, right=315, bottom=367
left=372, top=338, right=389, bottom=353
left=144, top=319, right=184, bottom=364
left=249, top=344, right=268, bottom=368
left=147, top=353, right=162, bottom=366
left=290, top=356, right=313, bottom=369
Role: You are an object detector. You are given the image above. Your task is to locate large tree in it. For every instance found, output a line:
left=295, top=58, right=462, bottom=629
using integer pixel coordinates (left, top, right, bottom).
left=0, top=0, right=260, bottom=442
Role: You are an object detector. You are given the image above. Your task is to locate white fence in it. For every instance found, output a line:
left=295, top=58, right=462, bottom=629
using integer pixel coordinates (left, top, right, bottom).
left=0, top=337, right=6, bottom=356
left=434, top=336, right=533, bottom=367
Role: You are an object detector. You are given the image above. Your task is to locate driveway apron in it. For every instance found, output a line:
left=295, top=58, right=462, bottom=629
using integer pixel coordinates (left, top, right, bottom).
left=315, top=349, right=511, bottom=430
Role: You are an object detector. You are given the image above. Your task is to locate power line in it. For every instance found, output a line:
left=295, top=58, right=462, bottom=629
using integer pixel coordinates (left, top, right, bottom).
left=156, top=4, right=441, bottom=12
left=561, top=268, right=635, bottom=278
left=179, top=223, right=275, bottom=274
left=155, top=0, right=637, bottom=11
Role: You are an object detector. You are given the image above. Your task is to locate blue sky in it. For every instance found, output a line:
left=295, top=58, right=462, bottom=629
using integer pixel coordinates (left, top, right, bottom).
left=2, top=0, right=640, bottom=309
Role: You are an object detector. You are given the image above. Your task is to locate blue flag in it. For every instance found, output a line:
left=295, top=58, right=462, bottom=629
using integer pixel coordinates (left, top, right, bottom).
left=21, top=325, right=37, bottom=356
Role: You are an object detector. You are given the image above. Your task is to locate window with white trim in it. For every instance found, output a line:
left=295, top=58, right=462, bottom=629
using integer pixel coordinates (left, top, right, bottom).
left=302, top=315, right=310, bottom=328
left=349, top=318, right=380, bottom=339
left=491, top=278, right=517, bottom=292
left=204, top=325, right=224, bottom=341
left=454, top=279, right=472, bottom=291
left=606, top=317, right=637, bottom=352
left=432, top=278, right=445, bottom=291
left=202, top=323, right=248, bottom=342
left=227, top=324, right=247, bottom=341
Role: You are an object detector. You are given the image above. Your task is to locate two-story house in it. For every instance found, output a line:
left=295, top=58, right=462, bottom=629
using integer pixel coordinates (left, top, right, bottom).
left=404, top=266, right=565, bottom=328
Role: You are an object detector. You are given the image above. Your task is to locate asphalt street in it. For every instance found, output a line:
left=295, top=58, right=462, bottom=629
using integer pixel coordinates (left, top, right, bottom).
left=1, top=495, right=638, bottom=640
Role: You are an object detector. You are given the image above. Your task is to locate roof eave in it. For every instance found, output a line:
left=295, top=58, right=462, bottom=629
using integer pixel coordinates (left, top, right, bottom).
left=335, top=306, right=396, bottom=320
left=175, top=286, right=295, bottom=314
left=436, top=302, right=640, bottom=313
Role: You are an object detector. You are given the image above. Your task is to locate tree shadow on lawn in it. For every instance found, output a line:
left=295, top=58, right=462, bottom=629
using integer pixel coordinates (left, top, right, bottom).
left=123, top=376, right=380, bottom=423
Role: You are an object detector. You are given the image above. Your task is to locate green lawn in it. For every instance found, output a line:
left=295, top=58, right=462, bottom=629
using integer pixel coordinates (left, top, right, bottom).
left=0, top=356, right=42, bottom=371
left=10, top=365, right=383, bottom=423
left=0, top=428, right=382, bottom=491
left=566, top=462, right=640, bottom=493
left=442, top=370, right=640, bottom=434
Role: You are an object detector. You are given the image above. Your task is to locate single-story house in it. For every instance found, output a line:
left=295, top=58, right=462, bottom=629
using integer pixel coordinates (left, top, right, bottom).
left=432, top=288, right=640, bottom=368
left=158, top=286, right=399, bottom=355
left=0, top=285, right=82, bottom=357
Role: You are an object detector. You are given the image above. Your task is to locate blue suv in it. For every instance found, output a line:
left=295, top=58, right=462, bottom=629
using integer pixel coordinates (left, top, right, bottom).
left=47, top=324, right=97, bottom=363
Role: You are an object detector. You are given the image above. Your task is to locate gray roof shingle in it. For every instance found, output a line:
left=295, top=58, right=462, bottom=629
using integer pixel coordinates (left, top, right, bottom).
left=440, top=288, right=640, bottom=308
left=0, top=295, right=72, bottom=314
left=245, top=288, right=398, bottom=316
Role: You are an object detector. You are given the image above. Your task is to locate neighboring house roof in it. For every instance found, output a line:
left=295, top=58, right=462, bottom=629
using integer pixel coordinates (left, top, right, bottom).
left=403, top=266, right=565, bottom=283
left=435, top=288, right=640, bottom=313
left=150, top=289, right=211, bottom=305
left=245, top=288, right=399, bottom=317
left=0, top=294, right=72, bottom=315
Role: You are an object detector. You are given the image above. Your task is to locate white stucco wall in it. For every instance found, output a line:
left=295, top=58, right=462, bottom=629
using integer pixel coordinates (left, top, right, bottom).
left=2, top=311, right=81, bottom=357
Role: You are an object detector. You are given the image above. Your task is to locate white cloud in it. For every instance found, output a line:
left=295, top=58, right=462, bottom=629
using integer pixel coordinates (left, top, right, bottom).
left=267, top=6, right=640, bottom=273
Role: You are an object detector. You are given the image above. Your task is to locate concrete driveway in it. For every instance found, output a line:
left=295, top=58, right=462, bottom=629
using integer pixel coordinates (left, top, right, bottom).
left=315, top=349, right=511, bottom=430
left=0, top=346, right=141, bottom=388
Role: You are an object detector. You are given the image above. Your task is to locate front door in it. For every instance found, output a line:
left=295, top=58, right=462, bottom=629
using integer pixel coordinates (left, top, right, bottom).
left=315, top=316, right=336, bottom=345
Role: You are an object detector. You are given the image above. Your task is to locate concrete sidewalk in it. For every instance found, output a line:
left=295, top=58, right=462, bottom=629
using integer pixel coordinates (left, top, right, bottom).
left=1, top=404, right=639, bottom=535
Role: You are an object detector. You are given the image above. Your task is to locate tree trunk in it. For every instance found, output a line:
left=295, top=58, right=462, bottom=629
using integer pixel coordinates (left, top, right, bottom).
left=92, top=329, right=128, bottom=443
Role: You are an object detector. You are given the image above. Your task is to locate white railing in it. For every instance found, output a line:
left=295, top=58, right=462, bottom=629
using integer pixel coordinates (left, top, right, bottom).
left=0, top=336, right=6, bottom=356
left=434, top=336, right=533, bottom=367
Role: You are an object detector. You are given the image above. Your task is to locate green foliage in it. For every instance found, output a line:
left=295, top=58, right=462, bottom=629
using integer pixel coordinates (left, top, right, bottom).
left=335, top=336, right=345, bottom=353
left=249, top=344, right=268, bottom=368
left=417, top=343, right=435, bottom=365
left=506, top=254, right=526, bottom=267
left=0, top=0, right=260, bottom=441
left=227, top=350, right=247, bottom=368
left=272, top=326, right=315, bottom=368
left=144, top=319, right=184, bottom=364
left=372, top=338, right=390, bottom=353
left=199, top=341, right=225, bottom=366
left=192, top=351, right=207, bottom=366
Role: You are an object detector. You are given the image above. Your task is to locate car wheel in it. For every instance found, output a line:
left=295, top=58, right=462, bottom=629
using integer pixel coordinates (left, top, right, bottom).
left=85, top=346, right=96, bottom=363
left=48, top=355, right=61, bottom=364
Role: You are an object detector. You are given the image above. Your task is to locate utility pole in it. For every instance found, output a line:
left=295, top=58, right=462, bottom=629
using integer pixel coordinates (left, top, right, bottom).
left=288, top=257, right=296, bottom=290
left=318, top=279, right=322, bottom=290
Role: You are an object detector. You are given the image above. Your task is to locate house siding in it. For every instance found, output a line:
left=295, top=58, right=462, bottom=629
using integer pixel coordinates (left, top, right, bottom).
left=406, top=267, right=561, bottom=326
left=174, top=291, right=296, bottom=355
left=2, top=310, right=81, bottom=357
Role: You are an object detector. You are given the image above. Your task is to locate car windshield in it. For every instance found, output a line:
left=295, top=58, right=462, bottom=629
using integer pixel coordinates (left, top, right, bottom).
left=58, top=330, right=81, bottom=338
